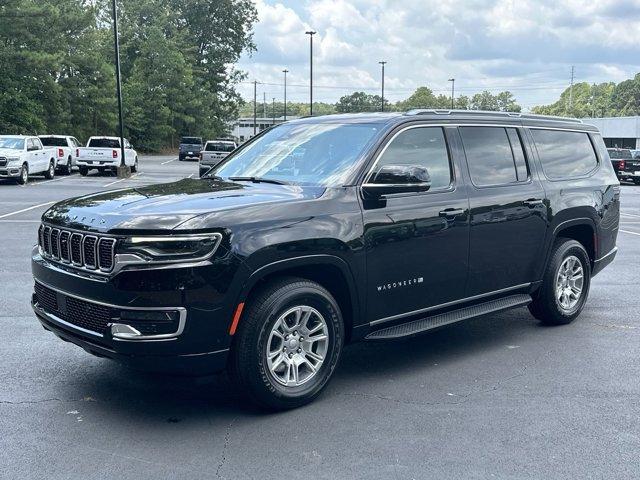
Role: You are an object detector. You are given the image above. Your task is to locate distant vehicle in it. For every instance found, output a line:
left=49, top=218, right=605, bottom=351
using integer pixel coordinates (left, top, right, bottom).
left=607, top=148, right=640, bottom=185
left=179, top=136, right=203, bottom=161
left=199, top=139, right=237, bottom=177
left=631, top=149, right=640, bottom=159
left=76, top=136, right=138, bottom=176
left=39, top=135, right=81, bottom=175
left=0, top=135, right=56, bottom=184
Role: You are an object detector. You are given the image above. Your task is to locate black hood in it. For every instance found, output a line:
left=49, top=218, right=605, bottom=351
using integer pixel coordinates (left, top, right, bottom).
left=42, top=178, right=325, bottom=232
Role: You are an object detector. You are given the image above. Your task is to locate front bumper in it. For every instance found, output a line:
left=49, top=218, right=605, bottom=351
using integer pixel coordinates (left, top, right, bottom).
left=31, top=248, right=243, bottom=375
left=0, top=166, right=21, bottom=177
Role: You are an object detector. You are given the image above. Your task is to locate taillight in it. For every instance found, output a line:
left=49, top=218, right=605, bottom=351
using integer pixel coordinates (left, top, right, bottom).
left=619, top=160, right=626, bottom=170
left=58, top=148, right=64, bottom=157
left=112, top=150, right=118, bottom=158
left=75, top=149, right=79, bottom=157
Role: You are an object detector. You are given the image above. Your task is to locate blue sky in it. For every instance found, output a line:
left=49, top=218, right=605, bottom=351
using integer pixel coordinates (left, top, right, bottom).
left=235, top=0, right=640, bottom=111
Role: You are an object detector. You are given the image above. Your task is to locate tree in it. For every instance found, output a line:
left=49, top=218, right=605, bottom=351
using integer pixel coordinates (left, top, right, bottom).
left=335, top=91, right=385, bottom=113
left=395, top=87, right=449, bottom=111
left=532, top=82, right=616, bottom=118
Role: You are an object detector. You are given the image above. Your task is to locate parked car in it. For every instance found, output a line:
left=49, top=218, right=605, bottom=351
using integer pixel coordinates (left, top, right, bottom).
left=607, top=147, right=640, bottom=184
left=179, top=136, right=203, bottom=161
left=0, top=135, right=56, bottom=184
left=76, top=136, right=138, bottom=176
left=39, top=135, right=81, bottom=175
left=199, top=139, right=237, bottom=177
left=631, top=149, right=640, bottom=159
left=32, top=111, right=619, bottom=409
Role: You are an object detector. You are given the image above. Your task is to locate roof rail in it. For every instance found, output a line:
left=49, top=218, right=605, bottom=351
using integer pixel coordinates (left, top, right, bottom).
left=403, top=109, right=583, bottom=124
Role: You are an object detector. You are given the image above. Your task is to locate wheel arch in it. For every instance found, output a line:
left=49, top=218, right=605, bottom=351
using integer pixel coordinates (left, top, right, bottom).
left=551, top=217, right=597, bottom=268
left=235, top=255, right=360, bottom=343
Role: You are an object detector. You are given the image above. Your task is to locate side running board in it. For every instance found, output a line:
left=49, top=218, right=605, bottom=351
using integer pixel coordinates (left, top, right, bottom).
left=365, top=294, right=532, bottom=341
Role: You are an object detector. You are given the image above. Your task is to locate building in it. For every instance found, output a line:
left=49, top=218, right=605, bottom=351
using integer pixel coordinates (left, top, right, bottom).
left=583, top=116, right=640, bottom=149
left=230, top=116, right=300, bottom=143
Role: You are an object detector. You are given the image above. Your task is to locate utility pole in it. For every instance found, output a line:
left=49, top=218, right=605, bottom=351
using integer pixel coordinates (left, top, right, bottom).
left=111, top=0, right=129, bottom=178
left=253, top=80, right=257, bottom=136
left=282, top=69, right=288, bottom=121
left=379, top=61, right=387, bottom=112
left=305, top=31, right=316, bottom=115
left=568, top=65, right=575, bottom=112
left=263, top=92, right=266, bottom=118
left=448, top=78, right=455, bottom=109
left=272, top=97, right=276, bottom=125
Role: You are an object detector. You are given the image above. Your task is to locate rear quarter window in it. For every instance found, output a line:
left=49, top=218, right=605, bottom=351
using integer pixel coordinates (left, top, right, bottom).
left=531, top=129, right=598, bottom=180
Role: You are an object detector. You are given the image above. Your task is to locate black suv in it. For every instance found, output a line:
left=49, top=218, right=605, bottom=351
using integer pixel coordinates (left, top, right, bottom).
left=178, top=136, right=203, bottom=161
left=32, top=111, right=620, bottom=409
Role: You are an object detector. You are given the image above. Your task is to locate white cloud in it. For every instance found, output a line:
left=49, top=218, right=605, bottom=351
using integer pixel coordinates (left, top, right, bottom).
left=236, top=0, right=640, bottom=110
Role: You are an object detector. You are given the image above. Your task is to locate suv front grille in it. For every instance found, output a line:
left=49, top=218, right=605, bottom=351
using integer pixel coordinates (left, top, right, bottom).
left=0, top=157, right=7, bottom=167
left=39, top=224, right=116, bottom=273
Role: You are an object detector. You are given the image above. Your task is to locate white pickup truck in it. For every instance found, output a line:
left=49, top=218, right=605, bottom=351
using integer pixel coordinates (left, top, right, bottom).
left=0, top=135, right=57, bottom=184
left=39, top=135, right=81, bottom=175
left=76, top=136, right=138, bottom=176
left=199, top=139, right=237, bottom=177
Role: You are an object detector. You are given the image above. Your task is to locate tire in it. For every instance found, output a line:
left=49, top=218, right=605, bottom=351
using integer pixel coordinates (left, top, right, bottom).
left=64, top=157, right=73, bottom=175
left=16, top=163, right=28, bottom=185
left=131, top=157, right=138, bottom=173
left=79, top=167, right=88, bottom=176
left=528, top=238, right=591, bottom=325
left=229, top=277, right=344, bottom=410
left=43, top=160, right=55, bottom=180
left=633, top=178, right=640, bottom=185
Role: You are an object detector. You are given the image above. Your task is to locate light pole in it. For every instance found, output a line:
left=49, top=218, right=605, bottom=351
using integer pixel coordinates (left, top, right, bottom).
left=282, top=69, right=288, bottom=121
left=272, top=97, right=276, bottom=125
left=305, top=31, right=316, bottom=115
left=448, top=78, right=455, bottom=109
left=111, top=0, right=129, bottom=178
left=253, top=80, right=257, bottom=136
left=379, top=61, right=387, bottom=112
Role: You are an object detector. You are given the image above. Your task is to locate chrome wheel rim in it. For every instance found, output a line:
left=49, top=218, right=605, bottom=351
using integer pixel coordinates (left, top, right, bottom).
left=21, top=168, right=27, bottom=182
left=266, top=306, right=329, bottom=387
left=555, top=255, right=584, bottom=310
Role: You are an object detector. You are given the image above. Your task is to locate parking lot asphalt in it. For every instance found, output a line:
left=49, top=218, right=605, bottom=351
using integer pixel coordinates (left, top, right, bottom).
left=1, top=156, right=639, bottom=480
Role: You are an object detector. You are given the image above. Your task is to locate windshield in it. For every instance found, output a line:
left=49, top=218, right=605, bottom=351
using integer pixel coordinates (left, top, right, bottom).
left=608, top=149, right=632, bottom=159
left=40, top=137, right=68, bottom=147
left=206, top=142, right=235, bottom=152
left=88, top=138, right=120, bottom=148
left=213, top=123, right=380, bottom=186
left=0, top=137, right=25, bottom=150
left=181, top=137, right=202, bottom=145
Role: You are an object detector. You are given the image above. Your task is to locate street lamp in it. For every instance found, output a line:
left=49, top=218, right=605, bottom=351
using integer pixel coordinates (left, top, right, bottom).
left=282, top=69, right=289, bottom=121
left=379, top=61, right=387, bottom=112
left=111, top=0, right=129, bottom=178
left=305, top=31, right=316, bottom=115
left=448, top=78, right=455, bottom=109
left=272, top=97, right=276, bottom=125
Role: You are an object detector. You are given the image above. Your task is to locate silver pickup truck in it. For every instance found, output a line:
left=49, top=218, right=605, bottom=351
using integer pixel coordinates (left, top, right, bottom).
left=199, top=140, right=237, bottom=177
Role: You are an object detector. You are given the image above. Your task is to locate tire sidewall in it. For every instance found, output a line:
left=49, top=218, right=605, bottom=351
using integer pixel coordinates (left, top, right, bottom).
left=548, top=240, right=591, bottom=321
left=242, top=283, right=344, bottom=408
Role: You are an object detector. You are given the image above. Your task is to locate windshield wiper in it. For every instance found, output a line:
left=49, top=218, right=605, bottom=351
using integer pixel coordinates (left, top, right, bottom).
left=228, top=176, right=289, bottom=185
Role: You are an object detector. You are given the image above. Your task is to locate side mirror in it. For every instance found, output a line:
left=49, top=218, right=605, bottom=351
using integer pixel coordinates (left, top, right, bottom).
left=363, top=164, right=431, bottom=197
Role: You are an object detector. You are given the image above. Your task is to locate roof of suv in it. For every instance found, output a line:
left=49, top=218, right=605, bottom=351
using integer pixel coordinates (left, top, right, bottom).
left=290, top=110, right=597, bottom=132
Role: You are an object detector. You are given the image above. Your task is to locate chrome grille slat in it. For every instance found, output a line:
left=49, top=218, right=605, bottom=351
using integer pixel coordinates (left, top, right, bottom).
left=39, top=224, right=116, bottom=274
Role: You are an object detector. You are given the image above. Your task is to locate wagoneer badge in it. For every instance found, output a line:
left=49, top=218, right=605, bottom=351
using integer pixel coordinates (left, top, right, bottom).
left=377, top=277, right=423, bottom=292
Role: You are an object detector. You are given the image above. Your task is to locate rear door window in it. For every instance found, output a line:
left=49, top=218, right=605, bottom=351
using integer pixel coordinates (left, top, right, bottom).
left=531, top=129, right=598, bottom=180
left=460, top=127, right=526, bottom=187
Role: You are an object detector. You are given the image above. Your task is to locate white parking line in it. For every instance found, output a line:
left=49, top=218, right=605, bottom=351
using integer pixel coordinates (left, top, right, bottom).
left=30, top=174, right=79, bottom=186
left=621, top=213, right=640, bottom=218
left=0, top=201, right=54, bottom=219
left=0, top=219, right=41, bottom=223
left=620, top=229, right=640, bottom=237
left=161, top=158, right=176, bottom=165
left=103, top=173, right=139, bottom=187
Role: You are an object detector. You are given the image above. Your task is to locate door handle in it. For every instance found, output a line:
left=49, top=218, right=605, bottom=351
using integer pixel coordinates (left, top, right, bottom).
left=523, top=198, right=544, bottom=208
left=439, top=208, right=465, bottom=219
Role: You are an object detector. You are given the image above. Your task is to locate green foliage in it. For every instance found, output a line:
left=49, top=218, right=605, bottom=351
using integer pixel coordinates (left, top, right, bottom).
left=335, top=91, right=386, bottom=112
left=530, top=78, right=640, bottom=118
left=0, top=0, right=257, bottom=150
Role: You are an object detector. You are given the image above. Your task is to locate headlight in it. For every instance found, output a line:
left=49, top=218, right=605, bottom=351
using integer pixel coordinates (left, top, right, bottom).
left=116, top=233, right=222, bottom=265
left=7, top=157, right=20, bottom=165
